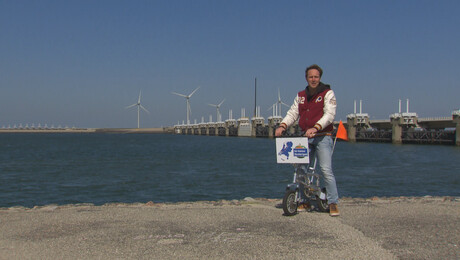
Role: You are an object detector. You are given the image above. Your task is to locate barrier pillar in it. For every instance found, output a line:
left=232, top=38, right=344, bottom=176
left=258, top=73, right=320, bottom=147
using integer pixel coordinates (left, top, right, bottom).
left=390, top=115, right=403, bottom=144
left=346, top=116, right=357, bottom=142
left=268, top=116, right=282, bottom=138
left=453, top=110, right=460, bottom=146
left=251, top=117, right=265, bottom=137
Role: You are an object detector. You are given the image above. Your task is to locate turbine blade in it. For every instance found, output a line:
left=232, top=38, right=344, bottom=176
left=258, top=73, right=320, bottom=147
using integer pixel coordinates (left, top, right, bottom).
left=140, top=105, right=150, bottom=114
left=188, top=87, right=200, bottom=97
left=171, top=92, right=187, bottom=98
left=208, top=103, right=217, bottom=107
left=125, top=103, right=137, bottom=109
left=281, top=102, right=290, bottom=107
left=138, top=90, right=142, bottom=103
left=218, top=99, right=225, bottom=106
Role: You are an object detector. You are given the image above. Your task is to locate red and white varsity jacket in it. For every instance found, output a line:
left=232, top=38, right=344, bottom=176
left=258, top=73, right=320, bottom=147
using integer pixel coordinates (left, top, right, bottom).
left=280, top=83, right=336, bottom=135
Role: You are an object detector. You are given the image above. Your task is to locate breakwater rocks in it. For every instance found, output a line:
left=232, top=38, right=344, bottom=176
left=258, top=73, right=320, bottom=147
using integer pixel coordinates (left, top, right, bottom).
left=1, top=196, right=459, bottom=259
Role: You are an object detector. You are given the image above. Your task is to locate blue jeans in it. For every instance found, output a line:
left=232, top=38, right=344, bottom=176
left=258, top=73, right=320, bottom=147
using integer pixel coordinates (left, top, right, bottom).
left=308, top=135, right=339, bottom=204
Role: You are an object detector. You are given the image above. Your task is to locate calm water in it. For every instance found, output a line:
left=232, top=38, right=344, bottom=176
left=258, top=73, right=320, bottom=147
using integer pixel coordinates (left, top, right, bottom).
left=1, top=133, right=459, bottom=208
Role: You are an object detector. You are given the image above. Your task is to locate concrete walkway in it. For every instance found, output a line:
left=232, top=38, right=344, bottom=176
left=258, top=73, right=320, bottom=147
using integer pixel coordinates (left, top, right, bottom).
left=1, top=197, right=458, bottom=259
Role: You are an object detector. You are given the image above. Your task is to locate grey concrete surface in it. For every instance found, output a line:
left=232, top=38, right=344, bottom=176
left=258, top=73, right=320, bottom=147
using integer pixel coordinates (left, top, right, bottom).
left=0, top=197, right=458, bottom=259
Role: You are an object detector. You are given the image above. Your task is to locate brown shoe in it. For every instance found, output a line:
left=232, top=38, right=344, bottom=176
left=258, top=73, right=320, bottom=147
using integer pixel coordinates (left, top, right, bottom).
left=297, top=202, right=310, bottom=212
left=329, top=203, right=340, bottom=217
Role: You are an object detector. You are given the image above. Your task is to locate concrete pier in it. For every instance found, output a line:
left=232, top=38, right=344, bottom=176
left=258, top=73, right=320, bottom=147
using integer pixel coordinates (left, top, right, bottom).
left=209, top=123, right=217, bottom=136
left=390, top=112, right=418, bottom=144
left=225, top=119, right=237, bottom=136
left=237, top=117, right=251, bottom=137
left=453, top=110, right=460, bottom=146
left=251, top=116, right=265, bottom=137
left=216, top=122, right=226, bottom=136
left=267, top=116, right=282, bottom=138
left=198, top=122, right=207, bottom=135
left=192, top=124, right=199, bottom=135
left=390, top=117, right=403, bottom=144
left=346, top=113, right=370, bottom=142
left=346, top=116, right=357, bottom=142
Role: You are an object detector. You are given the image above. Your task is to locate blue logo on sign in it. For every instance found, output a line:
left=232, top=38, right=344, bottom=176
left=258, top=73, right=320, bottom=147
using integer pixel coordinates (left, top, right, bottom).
left=278, top=141, right=293, bottom=160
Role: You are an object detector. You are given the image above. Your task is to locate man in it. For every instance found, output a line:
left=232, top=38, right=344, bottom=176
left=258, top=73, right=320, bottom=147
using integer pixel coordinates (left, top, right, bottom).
left=275, top=64, right=339, bottom=217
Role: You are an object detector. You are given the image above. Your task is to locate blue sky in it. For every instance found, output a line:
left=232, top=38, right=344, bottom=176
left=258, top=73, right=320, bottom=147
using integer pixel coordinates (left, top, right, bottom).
left=1, top=0, right=459, bottom=128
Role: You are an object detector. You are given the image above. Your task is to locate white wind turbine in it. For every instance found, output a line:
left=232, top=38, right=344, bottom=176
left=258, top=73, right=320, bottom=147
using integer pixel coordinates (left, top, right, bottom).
left=268, top=89, right=289, bottom=117
left=171, top=87, right=200, bottom=125
left=208, top=99, right=225, bottom=122
left=125, top=90, right=150, bottom=128
left=271, top=88, right=290, bottom=117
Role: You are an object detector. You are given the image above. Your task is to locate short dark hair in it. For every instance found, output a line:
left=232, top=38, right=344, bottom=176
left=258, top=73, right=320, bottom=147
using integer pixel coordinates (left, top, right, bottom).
left=305, top=64, right=323, bottom=77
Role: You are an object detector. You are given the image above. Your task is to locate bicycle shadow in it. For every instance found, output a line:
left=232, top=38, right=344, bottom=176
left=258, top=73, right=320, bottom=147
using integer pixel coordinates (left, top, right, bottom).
left=276, top=202, right=330, bottom=216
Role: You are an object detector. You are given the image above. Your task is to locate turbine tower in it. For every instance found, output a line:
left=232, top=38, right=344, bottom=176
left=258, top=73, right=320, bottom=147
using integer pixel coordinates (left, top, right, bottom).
left=171, top=87, right=200, bottom=125
left=268, top=102, right=278, bottom=117
left=126, top=90, right=150, bottom=128
left=208, top=99, right=225, bottom=122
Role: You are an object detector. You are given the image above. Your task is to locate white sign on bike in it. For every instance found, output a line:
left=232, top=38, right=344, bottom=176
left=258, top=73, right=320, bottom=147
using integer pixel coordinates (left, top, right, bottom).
left=276, top=137, right=309, bottom=164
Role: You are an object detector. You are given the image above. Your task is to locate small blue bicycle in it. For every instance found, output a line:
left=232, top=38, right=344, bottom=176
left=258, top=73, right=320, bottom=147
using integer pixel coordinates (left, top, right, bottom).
left=280, top=144, right=329, bottom=216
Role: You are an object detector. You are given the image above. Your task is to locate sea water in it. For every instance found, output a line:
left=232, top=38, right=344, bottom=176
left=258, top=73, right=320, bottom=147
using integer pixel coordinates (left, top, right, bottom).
left=0, top=133, right=459, bottom=208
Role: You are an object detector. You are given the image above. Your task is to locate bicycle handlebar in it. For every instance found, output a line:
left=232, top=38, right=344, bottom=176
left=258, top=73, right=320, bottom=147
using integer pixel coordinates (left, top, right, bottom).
left=277, top=131, right=306, bottom=138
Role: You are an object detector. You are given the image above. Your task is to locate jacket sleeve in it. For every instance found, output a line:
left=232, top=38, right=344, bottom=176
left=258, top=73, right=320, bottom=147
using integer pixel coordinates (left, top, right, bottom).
left=280, top=95, right=300, bottom=128
left=315, top=90, right=336, bottom=130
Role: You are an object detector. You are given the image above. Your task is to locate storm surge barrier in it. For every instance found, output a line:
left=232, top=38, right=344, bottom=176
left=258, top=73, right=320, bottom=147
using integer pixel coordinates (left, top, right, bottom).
left=173, top=111, right=460, bottom=146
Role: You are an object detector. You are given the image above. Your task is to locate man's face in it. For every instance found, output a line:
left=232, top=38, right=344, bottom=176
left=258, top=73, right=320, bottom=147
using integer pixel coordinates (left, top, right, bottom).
left=306, top=69, right=321, bottom=89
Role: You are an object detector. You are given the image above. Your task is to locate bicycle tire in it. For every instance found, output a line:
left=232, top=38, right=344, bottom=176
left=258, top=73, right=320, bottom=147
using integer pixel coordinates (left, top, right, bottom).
left=282, top=190, right=298, bottom=216
left=316, top=188, right=329, bottom=212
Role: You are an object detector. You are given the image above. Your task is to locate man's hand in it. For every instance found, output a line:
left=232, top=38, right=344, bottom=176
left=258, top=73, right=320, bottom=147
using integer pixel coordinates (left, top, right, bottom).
left=305, top=127, right=318, bottom=138
left=275, top=127, right=285, bottom=137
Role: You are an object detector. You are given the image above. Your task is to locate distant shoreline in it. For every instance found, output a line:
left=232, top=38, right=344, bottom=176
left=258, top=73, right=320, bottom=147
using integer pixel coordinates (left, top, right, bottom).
left=0, top=127, right=174, bottom=134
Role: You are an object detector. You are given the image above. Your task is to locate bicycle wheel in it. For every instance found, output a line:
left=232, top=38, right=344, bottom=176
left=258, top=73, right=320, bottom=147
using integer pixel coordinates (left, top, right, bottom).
left=282, top=190, right=298, bottom=216
left=316, top=188, right=328, bottom=212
